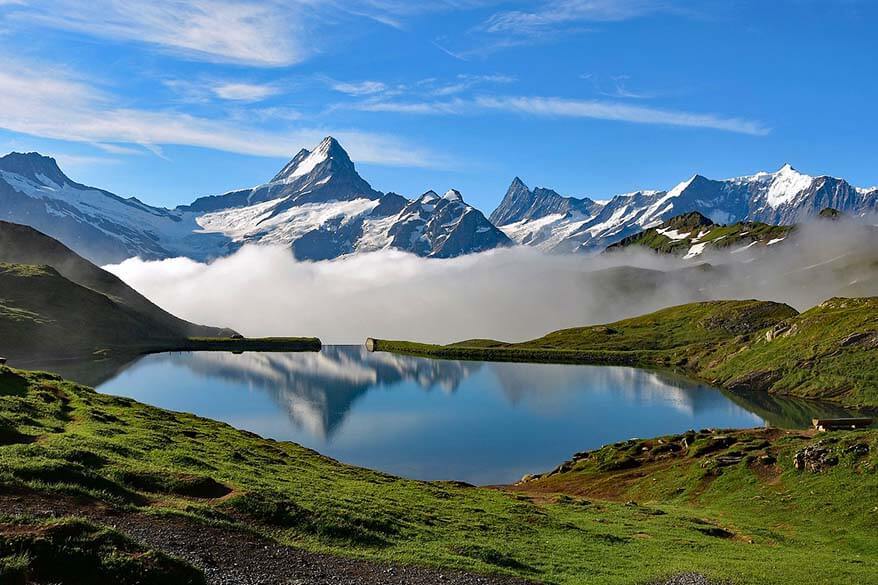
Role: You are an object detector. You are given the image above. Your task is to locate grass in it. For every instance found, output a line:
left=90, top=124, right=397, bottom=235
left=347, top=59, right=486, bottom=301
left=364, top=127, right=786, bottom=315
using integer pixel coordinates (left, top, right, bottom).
left=370, top=297, right=878, bottom=408
left=1, top=366, right=877, bottom=584
left=696, top=297, right=878, bottom=407
left=606, top=212, right=794, bottom=255
left=0, top=515, right=204, bottom=584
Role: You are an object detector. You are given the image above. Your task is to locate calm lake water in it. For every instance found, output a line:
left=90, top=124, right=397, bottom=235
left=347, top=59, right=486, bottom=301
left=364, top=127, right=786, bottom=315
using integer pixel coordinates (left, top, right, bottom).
left=83, top=346, right=861, bottom=485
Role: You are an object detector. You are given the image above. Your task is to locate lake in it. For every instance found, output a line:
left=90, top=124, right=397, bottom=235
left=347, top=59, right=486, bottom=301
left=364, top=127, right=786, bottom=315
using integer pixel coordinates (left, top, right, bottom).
left=84, top=346, right=860, bottom=485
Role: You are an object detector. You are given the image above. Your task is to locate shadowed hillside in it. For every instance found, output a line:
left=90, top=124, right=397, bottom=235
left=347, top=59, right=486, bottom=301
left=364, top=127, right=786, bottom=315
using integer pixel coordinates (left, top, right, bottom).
left=0, top=221, right=234, bottom=360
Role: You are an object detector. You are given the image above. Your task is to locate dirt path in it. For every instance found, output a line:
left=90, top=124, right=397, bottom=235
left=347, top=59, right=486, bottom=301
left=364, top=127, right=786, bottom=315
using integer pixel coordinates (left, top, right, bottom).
left=0, top=489, right=536, bottom=585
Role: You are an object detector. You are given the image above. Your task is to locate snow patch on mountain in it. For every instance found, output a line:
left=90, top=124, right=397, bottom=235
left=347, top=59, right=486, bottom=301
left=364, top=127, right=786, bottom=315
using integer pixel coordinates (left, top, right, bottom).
left=765, top=164, right=813, bottom=207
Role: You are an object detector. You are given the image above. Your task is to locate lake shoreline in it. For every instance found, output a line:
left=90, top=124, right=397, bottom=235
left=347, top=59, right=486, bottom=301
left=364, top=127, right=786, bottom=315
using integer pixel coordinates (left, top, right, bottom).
left=1, top=365, right=876, bottom=585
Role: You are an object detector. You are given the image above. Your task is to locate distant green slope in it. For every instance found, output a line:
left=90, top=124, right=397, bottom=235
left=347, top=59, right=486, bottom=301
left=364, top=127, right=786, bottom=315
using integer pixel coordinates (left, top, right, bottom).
left=0, top=220, right=230, bottom=340
left=0, top=221, right=244, bottom=360
left=369, top=297, right=878, bottom=407
left=697, top=297, right=878, bottom=406
left=606, top=211, right=793, bottom=256
left=0, top=262, right=185, bottom=358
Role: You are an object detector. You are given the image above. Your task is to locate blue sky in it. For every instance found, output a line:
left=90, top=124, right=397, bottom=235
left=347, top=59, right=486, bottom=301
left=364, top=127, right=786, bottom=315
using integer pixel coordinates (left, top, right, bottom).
left=0, top=0, right=876, bottom=212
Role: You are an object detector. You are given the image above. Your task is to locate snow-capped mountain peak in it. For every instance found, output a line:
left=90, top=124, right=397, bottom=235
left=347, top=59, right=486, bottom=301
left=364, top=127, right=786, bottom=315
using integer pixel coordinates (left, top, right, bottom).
left=0, top=152, right=70, bottom=187
left=184, top=136, right=379, bottom=214
left=419, top=190, right=440, bottom=203
left=443, top=189, right=463, bottom=202
left=270, top=136, right=350, bottom=184
left=666, top=175, right=698, bottom=199
left=765, top=163, right=813, bottom=207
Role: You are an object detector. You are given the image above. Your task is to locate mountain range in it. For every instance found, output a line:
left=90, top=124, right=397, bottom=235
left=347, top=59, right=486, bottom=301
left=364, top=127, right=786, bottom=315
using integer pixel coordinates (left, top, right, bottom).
left=0, top=138, right=509, bottom=264
left=494, top=165, right=878, bottom=253
left=1, top=137, right=876, bottom=264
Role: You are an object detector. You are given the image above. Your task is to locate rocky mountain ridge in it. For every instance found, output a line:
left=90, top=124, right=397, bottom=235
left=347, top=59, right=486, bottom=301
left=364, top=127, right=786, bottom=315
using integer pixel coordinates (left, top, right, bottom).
left=2, top=139, right=875, bottom=264
left=494, top=165, right=877, bottom=253
left=0, top=138, right=509, bottom=263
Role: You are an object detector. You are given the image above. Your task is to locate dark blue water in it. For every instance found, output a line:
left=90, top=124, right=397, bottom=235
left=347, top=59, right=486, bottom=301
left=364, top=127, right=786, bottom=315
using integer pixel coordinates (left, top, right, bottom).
left=94, top=346, right=849, bottom=484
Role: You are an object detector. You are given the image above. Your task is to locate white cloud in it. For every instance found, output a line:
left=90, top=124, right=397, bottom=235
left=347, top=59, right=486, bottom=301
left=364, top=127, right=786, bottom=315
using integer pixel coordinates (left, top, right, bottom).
left=331, top=80, right=390, bottom=96
left=356, top=99, right=469, bottom=115
left=475, top=96, right=770, bottom=135
left=3, top=1, right=500, bottom=66
left=52, top=153, right=121, bottom=169
left=353, top=95, right=769, bottom=135
left=212, top=82, right=280, bottom=102
left=483, top=0, right=667, bottom=35
left=92, top=143, right=149, bottom=155
left=9, top=0, right=309, bottom=67
left=432, top=73, right=516, bottom=96
left=0, top=61, right=443, bottom=167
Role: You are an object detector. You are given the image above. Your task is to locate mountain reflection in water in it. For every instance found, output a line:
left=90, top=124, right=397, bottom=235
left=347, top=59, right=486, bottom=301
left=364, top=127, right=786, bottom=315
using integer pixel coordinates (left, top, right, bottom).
left=38, top=345, right=868, bottom=484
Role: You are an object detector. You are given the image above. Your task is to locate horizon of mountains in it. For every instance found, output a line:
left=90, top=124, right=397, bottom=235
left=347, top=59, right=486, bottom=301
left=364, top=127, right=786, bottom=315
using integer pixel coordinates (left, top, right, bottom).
left=1, top=136, right=876, bottom=264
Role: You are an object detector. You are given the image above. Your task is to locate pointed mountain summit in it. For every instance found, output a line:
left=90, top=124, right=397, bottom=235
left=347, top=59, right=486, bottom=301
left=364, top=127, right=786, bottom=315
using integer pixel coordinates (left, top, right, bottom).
left=185, top=136, right=379, bottom=213
left=271, top=136, right=357, bottom=184
left=490, top=177, right=599, bottom=226
left=387, top=188, right=512, bottom=258
left=0, top=152, right=71, bottom=186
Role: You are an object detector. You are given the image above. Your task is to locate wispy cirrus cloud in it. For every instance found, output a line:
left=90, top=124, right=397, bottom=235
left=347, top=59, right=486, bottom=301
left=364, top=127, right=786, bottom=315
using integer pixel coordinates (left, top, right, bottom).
left=0, top=60, right=446, bottom=167
left=162, top=78, right=283, bottom=104
left=330, top=80, right=391, bottom=97
left=476, top=96, right=769, bottom=135
left=2, top=1, right=506, bottom=66
left=431, top=74, right=516, bottom=96
left=483, top=0, right=668, bottom=35
left=5, top=0, right=311, bottom=66
left=438, top=0, right=681, bottom=58
left=211, top=82, right=281, bottom=102
left=353, top=94, right=770, bottom=136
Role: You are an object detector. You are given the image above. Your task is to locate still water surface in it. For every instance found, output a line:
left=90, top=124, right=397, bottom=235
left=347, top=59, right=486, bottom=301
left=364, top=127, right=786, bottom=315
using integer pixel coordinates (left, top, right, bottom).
left=92, top=346, right=852, bottom=485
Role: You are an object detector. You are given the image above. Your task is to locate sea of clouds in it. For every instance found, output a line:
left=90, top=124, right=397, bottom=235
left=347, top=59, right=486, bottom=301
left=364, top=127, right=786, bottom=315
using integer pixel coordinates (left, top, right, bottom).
left=105, top=218, right=878, bottom=344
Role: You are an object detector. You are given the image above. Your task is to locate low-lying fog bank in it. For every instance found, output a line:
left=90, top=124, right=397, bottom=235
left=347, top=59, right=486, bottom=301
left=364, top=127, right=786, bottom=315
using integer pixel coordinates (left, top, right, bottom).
left=105, top=219, right=878, bottom=344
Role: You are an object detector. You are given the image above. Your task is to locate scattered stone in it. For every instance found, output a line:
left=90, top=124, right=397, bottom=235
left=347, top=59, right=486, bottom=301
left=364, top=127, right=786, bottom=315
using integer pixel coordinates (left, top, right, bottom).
left=758, top=454, right=776, bottom=465
left=843, top=443, right=870, bottom=458
left=764, top=324, right=790, bottom=342
left=651, top=443, right=682, bottom=456
left=690, top=435, right=737, bottom=457
left=649, top=573, right=729, bottom=585
left=710, top=455, right=744, bottom=468
left=793, top=442, right=840, bottom=472
left=695, top=525, right=735, bottom=539
left=839, top=331, right=878, bottom=348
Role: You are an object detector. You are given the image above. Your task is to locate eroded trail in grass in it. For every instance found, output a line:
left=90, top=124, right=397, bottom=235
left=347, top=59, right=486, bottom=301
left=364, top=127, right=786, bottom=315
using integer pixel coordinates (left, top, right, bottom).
left=0, top=489, right=535, bottom=585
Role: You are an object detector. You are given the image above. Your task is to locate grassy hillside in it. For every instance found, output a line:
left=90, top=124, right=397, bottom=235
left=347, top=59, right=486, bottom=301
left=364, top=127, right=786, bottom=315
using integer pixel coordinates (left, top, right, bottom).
left=0, top=262, right=189, bottom=359
left=1, top=366, right=876, bottom=584
left=606, top=211, right=793, bottom=256
left=0, top=221, right=229, bottom=340
left=369, top=298, right=878, bottom=407
left=0, top=222, right=316, bottom=360
left=0, top=260, right=320, bottom=361
left=696, top=297, right=878, bottom=407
